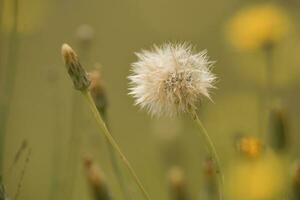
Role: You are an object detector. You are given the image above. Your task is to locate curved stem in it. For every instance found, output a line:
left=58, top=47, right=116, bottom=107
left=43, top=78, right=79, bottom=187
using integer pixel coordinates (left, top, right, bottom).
left=102, top=117, right=132, bottom=200
left=191, top=111, right=224, bottom=200
left=82, top=91, right=151, bottom=200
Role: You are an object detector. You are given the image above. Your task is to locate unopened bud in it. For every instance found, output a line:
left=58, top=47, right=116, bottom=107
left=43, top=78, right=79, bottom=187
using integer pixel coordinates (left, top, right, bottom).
left=168, top=166, right=189, bottom=200
left=83, top=156, right=111, bottom=200
left=269, top=106, right=289, bottom=152
left=88, top=68, right=108, bottom=117
left=61, top=43, right=90, bottom=91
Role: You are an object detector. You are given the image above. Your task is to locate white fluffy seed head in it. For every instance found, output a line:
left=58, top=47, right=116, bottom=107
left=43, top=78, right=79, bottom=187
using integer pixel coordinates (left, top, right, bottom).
left=128, top=43, right=216, bottom=117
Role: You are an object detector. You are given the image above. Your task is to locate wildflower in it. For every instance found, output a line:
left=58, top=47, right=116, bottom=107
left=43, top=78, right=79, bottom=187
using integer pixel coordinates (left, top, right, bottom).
left=61, top=44, right=91, bottom=91
left=226, top=4, right=290, bottom=51
left=128, top=43, right=216, bottom=117
left=237, top=135, right=263, bottom=158
left=226, top=152, right=287, bottom=200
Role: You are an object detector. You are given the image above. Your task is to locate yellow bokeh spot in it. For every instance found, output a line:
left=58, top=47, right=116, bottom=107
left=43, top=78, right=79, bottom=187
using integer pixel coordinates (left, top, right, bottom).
left=239, top=136, right=262, bottom=158
left=226, top=4, right=290, bottom=51
left=1, top=0, right=47, bottom=34
left=226, top=152, right=287, bottom=200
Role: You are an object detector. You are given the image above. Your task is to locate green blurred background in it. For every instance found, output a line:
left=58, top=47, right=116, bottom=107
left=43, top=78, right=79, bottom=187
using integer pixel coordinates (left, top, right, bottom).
left=0, top=0, right=300, bottom=199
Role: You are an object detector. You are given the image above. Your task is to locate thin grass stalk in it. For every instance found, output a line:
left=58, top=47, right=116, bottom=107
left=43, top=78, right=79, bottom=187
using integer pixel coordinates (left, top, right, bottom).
left=0, top=177, right=8, bottom=200
left=190, top=111, right=223, bottom=200
left=9, top=140, right=27, bottom=175
left=82, top=90, right=151, bottom=200
left=101, top=110, right=132, bottom=200
left=262, top=44, right=275, bottom=140
left=256, top=45, right=275, bottom=139
left=265, top=45, right=274, bottom=105
left=256, top=83, right=264, bottom=137
left=88, top=66, right=131, bottom=198
left=0, top=0, right=19, bottom=174
left=202, top=157, right=219, bottom=200
left=13, top=148, right=31, bottom=200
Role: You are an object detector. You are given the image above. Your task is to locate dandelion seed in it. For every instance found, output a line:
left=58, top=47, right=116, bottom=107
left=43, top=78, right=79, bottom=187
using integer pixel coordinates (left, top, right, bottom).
left=128, top=43, right=216, bottom=117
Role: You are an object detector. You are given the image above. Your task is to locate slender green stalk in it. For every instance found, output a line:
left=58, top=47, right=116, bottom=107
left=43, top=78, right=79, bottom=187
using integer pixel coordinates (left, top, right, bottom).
left=0, top=0, right=19, bottom=174
left=82, top=90, right=151, bottom=200
left=101, top=112, right=132, bottom=200
left=191, top=111, right=224, bottom=200
left=265, top=45, right=274, bottom=106
left=260, top=44, right=274, bottom=139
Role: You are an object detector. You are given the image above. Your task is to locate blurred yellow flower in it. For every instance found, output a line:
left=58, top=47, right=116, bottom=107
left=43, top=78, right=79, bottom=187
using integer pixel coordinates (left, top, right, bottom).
left=226, top=152, right=287, bottom=200
left=226, top=4, right=290, bottom=51
left=238, top=136, right=262, bottom=158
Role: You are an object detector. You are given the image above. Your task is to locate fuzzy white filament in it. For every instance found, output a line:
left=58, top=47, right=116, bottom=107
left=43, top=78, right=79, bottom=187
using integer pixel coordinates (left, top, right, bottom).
left=128, top=43, right=216, bottom=117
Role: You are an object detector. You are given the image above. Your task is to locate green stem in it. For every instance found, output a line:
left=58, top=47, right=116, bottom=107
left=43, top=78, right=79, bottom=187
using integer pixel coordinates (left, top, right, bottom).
left=82, top=91, right=151, bottom=200
left=265, top=46, right=274, bottom=106
left=191, top=111, right=224, bottom=200
left=260, top=45, right=274, bottom=140
left=102, top=114, right=132, bottom=200
left=0, top=0, right=19, bottom=174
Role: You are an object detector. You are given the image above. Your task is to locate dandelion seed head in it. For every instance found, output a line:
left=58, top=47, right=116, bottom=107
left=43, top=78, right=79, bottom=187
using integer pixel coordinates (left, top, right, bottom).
left=128, top=43, right=216, bottom=117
